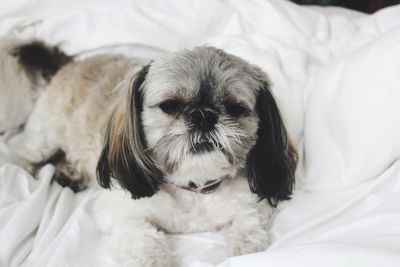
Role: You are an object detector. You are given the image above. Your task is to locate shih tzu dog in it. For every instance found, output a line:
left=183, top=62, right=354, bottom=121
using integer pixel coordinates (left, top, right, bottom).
left=2, top=40, right=297, bottom=266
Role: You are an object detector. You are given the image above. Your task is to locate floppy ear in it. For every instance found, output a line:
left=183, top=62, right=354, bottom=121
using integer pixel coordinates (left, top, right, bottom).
left=247, top=80, right=298, bottom=207
left=96, top=65, right=164, bottom=199
left=11, top=41, right=71, bottom=82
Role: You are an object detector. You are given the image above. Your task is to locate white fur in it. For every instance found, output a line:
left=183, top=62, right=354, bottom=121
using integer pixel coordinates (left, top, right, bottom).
left=93, top=177, right=272, bottom=266
left=0, top=38, right=45, bottom=135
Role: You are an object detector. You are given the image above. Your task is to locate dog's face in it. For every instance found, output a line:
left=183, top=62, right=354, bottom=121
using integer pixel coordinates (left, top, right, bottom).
left=142, top=48, right=261, bottom=188
left=98, top=47, right=297, bottom=206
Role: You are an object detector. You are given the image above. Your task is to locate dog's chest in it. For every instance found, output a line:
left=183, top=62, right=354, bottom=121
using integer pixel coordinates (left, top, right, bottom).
left=149, top=187, right=236, bottom=234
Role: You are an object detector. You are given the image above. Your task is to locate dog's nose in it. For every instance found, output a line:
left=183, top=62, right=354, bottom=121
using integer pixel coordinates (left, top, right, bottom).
left=189, top=109, right=217, bottom=131
left=188, top=181, right=198, bottom=189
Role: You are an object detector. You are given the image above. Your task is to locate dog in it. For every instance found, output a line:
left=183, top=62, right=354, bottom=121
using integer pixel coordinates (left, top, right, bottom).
left=3, top=42, right=297, bottom=266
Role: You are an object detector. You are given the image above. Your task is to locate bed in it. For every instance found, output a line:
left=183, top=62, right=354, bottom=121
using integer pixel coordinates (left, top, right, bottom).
left=1, top=0, right=400, bottom=266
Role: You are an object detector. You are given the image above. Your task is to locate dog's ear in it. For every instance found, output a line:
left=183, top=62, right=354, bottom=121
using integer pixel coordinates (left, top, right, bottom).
left=97, top=65, right=164, bottom=199
left=247, top=80, right=297, bottom=207
left=11, top=41, right=71, bottom=82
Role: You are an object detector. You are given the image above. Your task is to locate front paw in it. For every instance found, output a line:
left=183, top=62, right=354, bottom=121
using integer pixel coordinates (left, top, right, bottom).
left=53, top=170, right=87, bottom=192
left=91, top=192, right=176, bottom=266
left=227, top=238, right=270, bottom=256
left=224, top=226, right=271, bottom=256
left=113, top=231, right=176, bottom=267
left=120, top=250, right=176, bottom=267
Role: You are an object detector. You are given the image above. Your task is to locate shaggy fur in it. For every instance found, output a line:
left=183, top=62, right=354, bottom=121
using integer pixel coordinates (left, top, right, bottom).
left=0, top=38, right=70, bottom=136
left=6, top=54, right=144, bottom=187
left=2, top=44, right=297, bottom=266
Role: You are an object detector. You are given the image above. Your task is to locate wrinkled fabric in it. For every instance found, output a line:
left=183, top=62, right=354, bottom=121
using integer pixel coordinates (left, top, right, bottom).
left=1, top=0, right=400, bottom=266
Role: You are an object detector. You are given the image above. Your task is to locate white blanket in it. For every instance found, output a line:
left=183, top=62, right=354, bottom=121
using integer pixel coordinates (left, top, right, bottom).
left=1, top=0, right=400, bottom=266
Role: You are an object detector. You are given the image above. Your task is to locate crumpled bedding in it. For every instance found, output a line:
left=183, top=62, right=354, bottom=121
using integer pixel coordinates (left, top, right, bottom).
left=1, top=0, right=400, bottom=266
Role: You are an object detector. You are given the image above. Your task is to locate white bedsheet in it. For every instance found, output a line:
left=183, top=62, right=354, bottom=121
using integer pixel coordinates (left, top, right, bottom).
left=1, top=0, right=400, bottom=266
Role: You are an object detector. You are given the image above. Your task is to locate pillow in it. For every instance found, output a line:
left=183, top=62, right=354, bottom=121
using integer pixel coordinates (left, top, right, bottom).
left=300, top=26, right=400, bottom=190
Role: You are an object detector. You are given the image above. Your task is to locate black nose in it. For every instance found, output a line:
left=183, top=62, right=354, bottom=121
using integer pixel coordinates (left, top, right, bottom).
left=189, top=109, right=217, bottom=131
left=188, top=181, right=198, bottom=189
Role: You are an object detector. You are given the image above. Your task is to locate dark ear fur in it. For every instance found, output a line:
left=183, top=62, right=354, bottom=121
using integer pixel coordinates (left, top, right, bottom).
left=247, top=81, right=297, bottom=207
left=11, top=41, right=71, bottom=81
left=97, top=65, right=164, bottom=199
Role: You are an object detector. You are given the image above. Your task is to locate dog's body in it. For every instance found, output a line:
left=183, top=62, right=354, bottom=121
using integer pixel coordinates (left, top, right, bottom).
left=2, top=41, right=297, bottom=266
left=8, top=54, right=143, bottom=187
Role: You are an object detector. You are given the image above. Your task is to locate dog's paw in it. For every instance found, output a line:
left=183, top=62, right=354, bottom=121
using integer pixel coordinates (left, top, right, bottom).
left=53, top=171, right=87, bottom=192
left=224, top=226, right=271, bottom=256
left=113, top=223, right=176, bottom=267
left=227, top=238, right=270, bottom=256
left=52, top=160, right=88, bottom=192
left=91, top=198, right=176, bottom=267
left=120, top=252, right=176, bottom=267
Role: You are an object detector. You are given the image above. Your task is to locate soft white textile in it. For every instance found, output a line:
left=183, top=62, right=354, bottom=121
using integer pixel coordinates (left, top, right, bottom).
left=1, top=0, right=400, bottom=266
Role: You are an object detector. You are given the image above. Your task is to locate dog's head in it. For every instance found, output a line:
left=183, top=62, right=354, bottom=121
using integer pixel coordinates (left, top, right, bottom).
left=0, top=38, right=70, bottom=134
left=97, top=46, right=297, bottom=206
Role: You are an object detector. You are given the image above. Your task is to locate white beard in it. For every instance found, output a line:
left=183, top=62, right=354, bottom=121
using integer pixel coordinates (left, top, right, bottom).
left=167, top=151, right=236, bottom=186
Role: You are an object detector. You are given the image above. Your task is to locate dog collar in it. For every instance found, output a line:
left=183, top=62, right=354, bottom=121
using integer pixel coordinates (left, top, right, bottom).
left=170, top=175, right=230, bottom=194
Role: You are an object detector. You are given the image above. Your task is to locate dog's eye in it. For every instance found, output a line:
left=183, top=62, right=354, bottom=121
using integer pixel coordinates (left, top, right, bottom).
left=159, top=100, right=183, bottom=115
left=225, top=103, right=249, bottom=117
